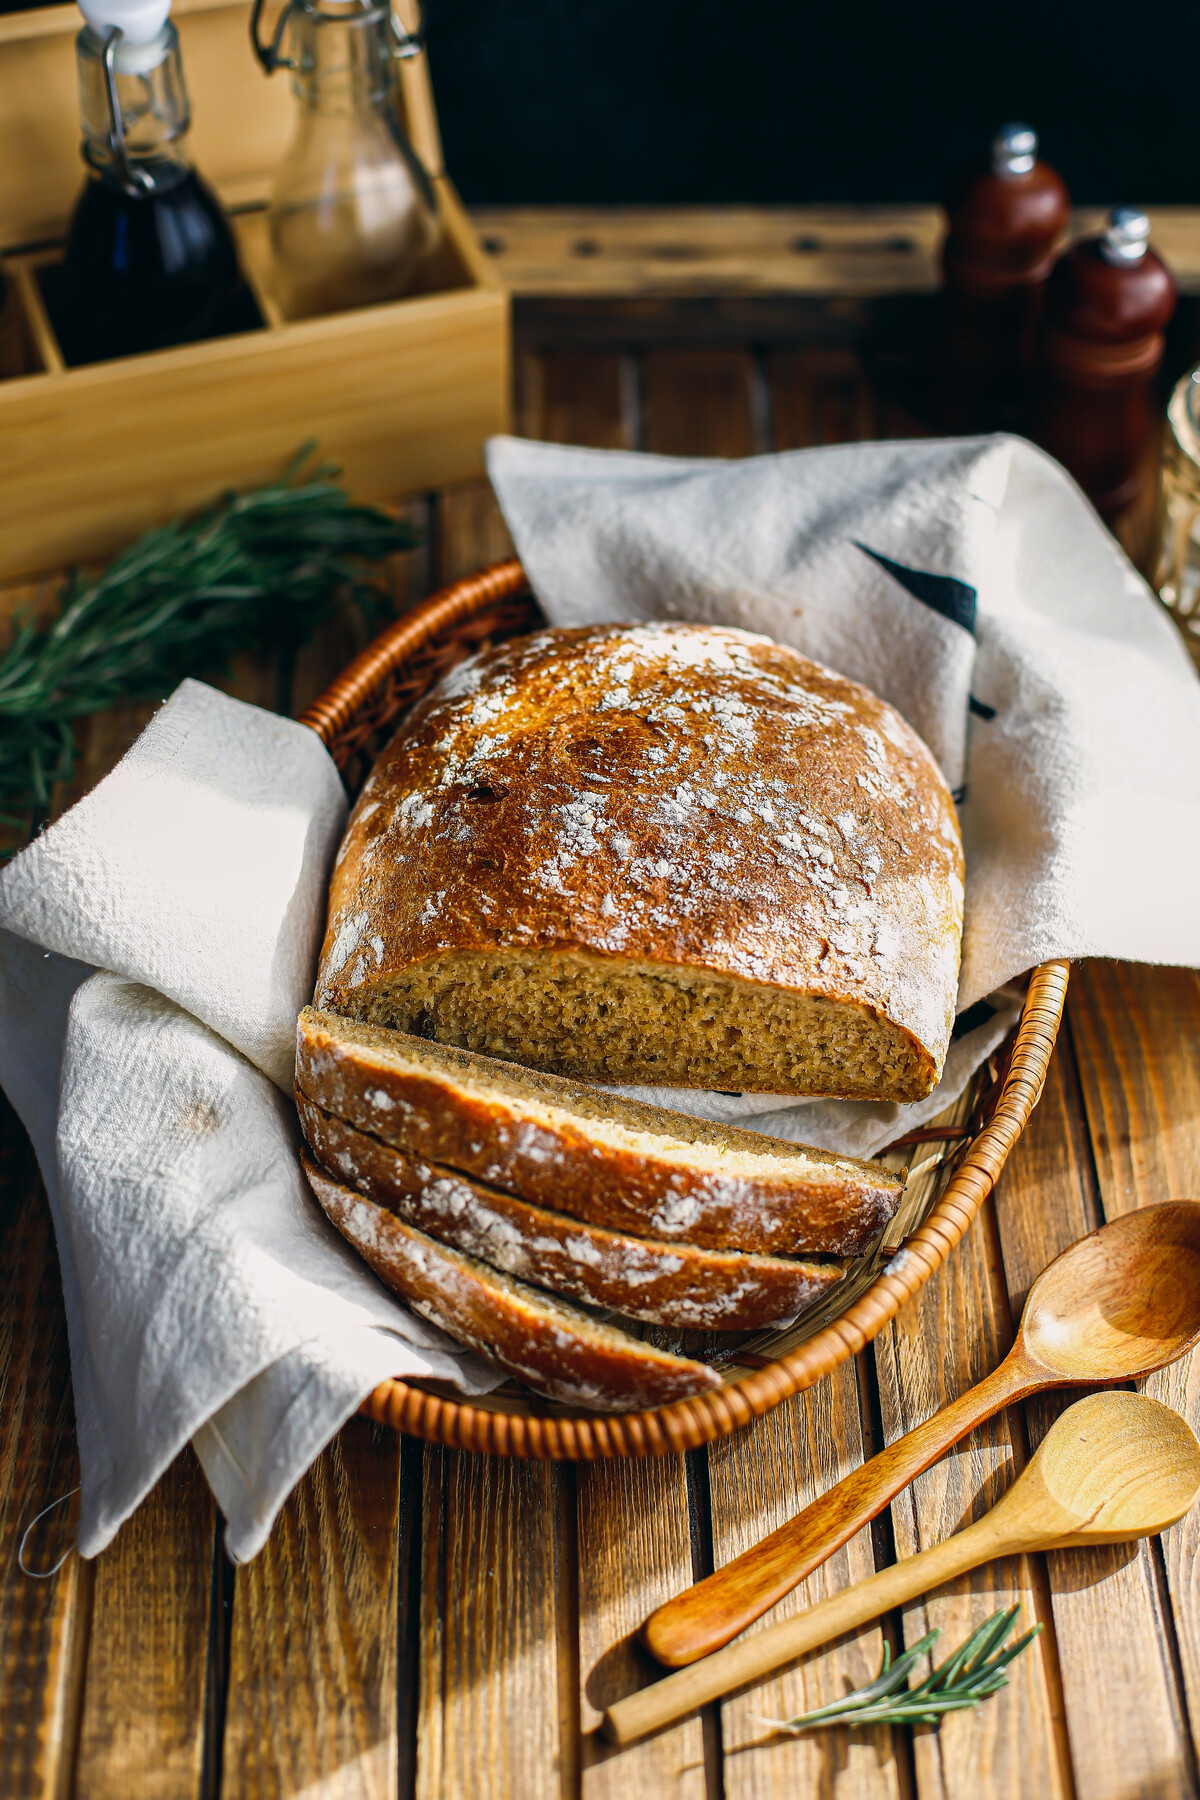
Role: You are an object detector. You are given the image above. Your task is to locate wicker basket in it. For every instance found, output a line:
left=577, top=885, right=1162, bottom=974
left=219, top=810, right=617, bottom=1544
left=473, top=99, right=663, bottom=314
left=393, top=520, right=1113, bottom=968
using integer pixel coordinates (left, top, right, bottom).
left=298, top=558, right=1069, bottom=1460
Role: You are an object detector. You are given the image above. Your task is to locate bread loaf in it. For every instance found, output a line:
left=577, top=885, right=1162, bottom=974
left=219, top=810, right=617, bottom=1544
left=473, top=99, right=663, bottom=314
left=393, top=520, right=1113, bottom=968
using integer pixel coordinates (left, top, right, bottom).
left=298, top=1092, right=847, bottom=1330
left=302, top=1155, right=722, bottom=1409
left=316, top=622, right=963, bottom=1100
left=296, top=1007, right=901, bottom=1257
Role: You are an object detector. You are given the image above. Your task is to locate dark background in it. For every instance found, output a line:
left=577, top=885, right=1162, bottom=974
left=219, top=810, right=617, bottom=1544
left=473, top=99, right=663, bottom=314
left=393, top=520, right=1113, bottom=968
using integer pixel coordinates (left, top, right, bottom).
left=4, top=0, right=1194, bottom=205
left=421, top=0, right=1199, bottom=205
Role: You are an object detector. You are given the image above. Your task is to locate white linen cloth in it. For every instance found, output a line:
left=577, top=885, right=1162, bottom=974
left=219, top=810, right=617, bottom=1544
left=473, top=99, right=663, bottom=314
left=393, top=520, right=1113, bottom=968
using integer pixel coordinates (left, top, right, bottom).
left=487, top=432, right=1200, bottom=1152
left=0, top=680, right=498, bottom=1563
left=4, top=429, right=1199, bottom=1562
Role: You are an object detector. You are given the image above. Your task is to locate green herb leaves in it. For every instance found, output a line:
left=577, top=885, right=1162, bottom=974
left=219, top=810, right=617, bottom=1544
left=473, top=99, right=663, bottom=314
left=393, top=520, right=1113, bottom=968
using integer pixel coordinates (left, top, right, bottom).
left=761, top=1606, right=1041, bottom=1734
left=0, top=449, right=417, bottom=838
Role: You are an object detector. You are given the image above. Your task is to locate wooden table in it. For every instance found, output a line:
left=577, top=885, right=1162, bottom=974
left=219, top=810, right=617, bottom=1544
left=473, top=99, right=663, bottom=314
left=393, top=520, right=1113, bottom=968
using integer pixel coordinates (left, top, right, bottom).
left=4, top=212, right=1200, bottom=1800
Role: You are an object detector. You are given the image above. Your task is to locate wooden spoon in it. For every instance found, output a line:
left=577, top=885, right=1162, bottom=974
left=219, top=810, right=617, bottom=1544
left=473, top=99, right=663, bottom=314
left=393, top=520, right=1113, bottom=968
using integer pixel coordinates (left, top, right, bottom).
left=606, top=1388, right=1200, bottom=1745
left=644, top=1199, right=1200, bottom=1668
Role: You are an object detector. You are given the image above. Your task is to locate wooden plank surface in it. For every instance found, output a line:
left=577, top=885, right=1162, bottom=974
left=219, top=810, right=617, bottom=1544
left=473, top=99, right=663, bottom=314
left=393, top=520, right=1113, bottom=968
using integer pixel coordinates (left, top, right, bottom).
left=417, top=1450, right=571, bottom=1800
left=992, top=1025, right=1194, bottom=1800
left=74, top=1449, right=216, bottom=1800
left=0, top=1102, right=89, bottom=1800
left=709, top=1379, right=904, bottom=1800
left=576, top=1457, right=706, bottom=1800
left=1069, top=961, right=1200, bottom=1787
left=873, top=1195, right=1069, bottom=1800
left=221, top=1415, right=404, bottom=1800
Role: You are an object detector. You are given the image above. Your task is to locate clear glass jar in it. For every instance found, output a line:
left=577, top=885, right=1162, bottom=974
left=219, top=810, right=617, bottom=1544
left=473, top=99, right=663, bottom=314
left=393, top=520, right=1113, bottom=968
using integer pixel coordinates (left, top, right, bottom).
left=1153, top=367, right=1200, bottom=669
left=260, top=0, right=441, bottom=320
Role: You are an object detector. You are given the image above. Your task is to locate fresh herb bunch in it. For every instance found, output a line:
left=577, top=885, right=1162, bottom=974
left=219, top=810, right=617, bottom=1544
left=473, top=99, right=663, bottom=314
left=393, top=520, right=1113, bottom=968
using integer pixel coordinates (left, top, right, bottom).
left=0, top=449, right=417, bottom=838
left=762, top=1606, right=1041, bottom=1734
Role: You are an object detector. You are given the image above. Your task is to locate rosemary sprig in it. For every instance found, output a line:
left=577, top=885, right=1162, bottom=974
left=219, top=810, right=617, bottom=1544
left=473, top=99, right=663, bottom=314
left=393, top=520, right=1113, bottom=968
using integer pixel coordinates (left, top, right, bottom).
left=0, top=448, right=417, bottom=836
left=761, top=1606, right=1042, bottom=1734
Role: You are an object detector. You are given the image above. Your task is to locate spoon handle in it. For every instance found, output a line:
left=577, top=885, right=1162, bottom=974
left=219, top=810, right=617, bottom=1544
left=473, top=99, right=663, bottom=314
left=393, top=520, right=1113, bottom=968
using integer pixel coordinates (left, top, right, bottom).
left=642, top=1350, right=1042, bottom=1667
left=606, top=1505, right=1028, bottom=1746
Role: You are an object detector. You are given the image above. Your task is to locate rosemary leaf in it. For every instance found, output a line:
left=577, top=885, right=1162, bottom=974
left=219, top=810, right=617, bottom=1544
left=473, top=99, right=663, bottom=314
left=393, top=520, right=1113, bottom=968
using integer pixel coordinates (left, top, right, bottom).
left=760, top=1606, right=1042, bottom=1735
left=0, top=449, right=418, bottom=845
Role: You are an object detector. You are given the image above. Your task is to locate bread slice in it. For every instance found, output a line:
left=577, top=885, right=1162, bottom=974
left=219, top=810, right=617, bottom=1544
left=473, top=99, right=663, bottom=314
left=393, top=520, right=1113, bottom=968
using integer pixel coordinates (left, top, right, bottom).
left=298, top=1092, right=847, bottom=1330
left=296, top=1007, right=902, bottom=1257
left=302, top=1156, right=721, bottom=1410
left=315, top=623, right=964, bottom=1099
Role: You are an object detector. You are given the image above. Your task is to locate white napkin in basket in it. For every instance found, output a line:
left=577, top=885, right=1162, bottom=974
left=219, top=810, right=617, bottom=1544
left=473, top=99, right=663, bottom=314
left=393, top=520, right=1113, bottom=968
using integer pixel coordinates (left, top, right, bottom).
left=487, top=431, right=1200, bottom=1150
left=0, top=680, right=498, bottom=1563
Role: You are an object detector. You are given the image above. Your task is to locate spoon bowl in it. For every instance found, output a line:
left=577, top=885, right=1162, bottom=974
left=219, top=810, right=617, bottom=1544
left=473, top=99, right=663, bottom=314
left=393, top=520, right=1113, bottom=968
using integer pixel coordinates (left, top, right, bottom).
left=1029, top=1389, right=1200, bottom=1544
left=1021, top=1201, right=1200, bottom=1382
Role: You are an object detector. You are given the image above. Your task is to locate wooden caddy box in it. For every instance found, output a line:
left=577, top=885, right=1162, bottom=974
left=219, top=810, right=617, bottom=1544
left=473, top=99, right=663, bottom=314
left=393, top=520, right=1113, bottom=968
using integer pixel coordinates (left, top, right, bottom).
left=0, top=0, right=510, bottom=584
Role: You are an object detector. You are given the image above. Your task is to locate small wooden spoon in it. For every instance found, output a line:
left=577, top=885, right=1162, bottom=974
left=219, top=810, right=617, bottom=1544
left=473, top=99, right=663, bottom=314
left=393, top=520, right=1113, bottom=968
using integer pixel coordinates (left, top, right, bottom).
left=644, top=1199, right=1200, bottom=1668
left=606, top=1389, right=1200, bottom=1745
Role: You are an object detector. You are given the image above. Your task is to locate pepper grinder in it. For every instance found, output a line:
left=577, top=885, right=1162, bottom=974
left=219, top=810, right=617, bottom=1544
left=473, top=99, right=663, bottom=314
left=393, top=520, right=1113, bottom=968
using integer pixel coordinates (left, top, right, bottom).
left=1033, top=207, right=1177, bottom=520
left=937, top=123, right=1070, bottom=433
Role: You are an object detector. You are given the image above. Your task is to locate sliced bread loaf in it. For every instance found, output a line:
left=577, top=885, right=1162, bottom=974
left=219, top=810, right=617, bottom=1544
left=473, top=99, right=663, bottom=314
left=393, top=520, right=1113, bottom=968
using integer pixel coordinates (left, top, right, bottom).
left=298, top=1092, right=847, bottom=1330
left=315, top=623, right=964, bottom=1099
left=296, top=1007, right=902, bottom=1257
left=302, top=1155, right=722, bottom=1409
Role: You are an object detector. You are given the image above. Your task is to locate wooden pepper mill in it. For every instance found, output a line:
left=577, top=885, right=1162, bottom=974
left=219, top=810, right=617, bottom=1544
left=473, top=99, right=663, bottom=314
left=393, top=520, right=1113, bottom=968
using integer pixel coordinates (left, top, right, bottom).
left=937, top=122, right=1070, bottom=433
left=1032, top=208, right=1177, bottom=520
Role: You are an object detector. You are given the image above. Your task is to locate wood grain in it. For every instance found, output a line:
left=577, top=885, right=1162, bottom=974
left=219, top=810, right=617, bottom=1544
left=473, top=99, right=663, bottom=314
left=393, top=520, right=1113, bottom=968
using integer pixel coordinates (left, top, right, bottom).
left=0, top=1099, right=89, bottom=1800
left=707, top=1379, right=903, bottom=1800
left=766, top=347, right=875, bottom=448
left=992, top=1028, right=1191, bottom=1800
left=640, top=349, right=765, bottom=458
left=220, top=1415, right=403, bottom=1800
left=471, top=205, right=1200, bottom=299
left=1069, top=960, right=1200, bottom=1784
left=874, top=1195, right=1068, bottom=1800
left=434, top=484, right=516, bottom=588
left=74, top=1450, right=216, bottom=1800
left=417, top=1449, right=570, bottom=1800
left=576, top=1457, right=706, bottom=1799
left=517, top=350, right=635, bottom=451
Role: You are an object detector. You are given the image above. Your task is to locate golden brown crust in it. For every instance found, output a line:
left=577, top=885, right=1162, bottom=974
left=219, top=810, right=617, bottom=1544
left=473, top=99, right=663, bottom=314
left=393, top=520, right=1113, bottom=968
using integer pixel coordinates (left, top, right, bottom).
left=316, top=622, right=964, bottom=1097
left=295, top=1007, right=901, bottom=1257
left=301, top=1155, right=722, bottom=1410
left=298, top=1092, right=848, bottom=1330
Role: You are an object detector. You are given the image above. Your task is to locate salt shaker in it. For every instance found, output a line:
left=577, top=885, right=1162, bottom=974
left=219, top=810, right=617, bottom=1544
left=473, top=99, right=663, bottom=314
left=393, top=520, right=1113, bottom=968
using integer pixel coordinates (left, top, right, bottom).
left=1033, top=207, right=1176, bottom=519
left=937, top=122, right=1070, bottom=432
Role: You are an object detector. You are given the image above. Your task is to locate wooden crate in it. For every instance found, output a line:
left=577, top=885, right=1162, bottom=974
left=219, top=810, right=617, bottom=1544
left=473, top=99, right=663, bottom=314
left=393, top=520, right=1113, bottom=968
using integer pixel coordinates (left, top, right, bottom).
left=0, top=0, right=509, bottom=582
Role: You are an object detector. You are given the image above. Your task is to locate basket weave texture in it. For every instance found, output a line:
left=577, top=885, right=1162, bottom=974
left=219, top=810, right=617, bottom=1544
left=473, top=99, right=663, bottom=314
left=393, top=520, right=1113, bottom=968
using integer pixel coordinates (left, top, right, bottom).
left=298, top=559, right=1069, bottom=1461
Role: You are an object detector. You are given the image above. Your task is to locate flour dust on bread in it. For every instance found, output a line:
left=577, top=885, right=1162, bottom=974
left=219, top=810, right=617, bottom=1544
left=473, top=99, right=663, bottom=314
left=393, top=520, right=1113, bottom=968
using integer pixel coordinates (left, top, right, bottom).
left=316, top=622, right=964, bottom=1100
left=301, top=1155, right=722, bottom=1409
left=297, top=1091, right=848, bottom=1330
left=296, top=1008, right=902, bottom=1257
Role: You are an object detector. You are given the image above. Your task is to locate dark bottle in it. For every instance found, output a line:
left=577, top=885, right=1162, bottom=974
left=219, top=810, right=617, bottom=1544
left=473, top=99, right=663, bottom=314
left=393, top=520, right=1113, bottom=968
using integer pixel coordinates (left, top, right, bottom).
left=937, top=123, right=1070, bottom=433
left=1033, top=208, right=1177, bottom=519
left=59, top=17, right=244, bottom=364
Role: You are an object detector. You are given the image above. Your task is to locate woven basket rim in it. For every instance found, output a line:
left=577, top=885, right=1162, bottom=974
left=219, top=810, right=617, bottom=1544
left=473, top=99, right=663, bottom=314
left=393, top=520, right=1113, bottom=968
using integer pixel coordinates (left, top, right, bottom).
left=299, top=559, right=1068, bottom=1461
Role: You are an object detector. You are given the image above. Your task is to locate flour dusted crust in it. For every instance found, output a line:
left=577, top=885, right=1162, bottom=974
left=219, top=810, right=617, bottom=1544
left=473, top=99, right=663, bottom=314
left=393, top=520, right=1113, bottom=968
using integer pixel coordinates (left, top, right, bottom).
left=316, top=622, right=964, bottom=1100
left=302, top=1155, right=721, bottom=1409
left=296, top=1008, right=901, bottom=1256
left=298, top=1093, right=847, bottom=1330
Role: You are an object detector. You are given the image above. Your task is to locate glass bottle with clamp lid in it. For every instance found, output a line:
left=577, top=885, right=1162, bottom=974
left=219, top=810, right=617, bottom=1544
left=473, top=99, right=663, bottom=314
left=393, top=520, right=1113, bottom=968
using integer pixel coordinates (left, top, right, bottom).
left=251, top=0, right=442, bottom=320
left=56, top=0, right=247, bottom=364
